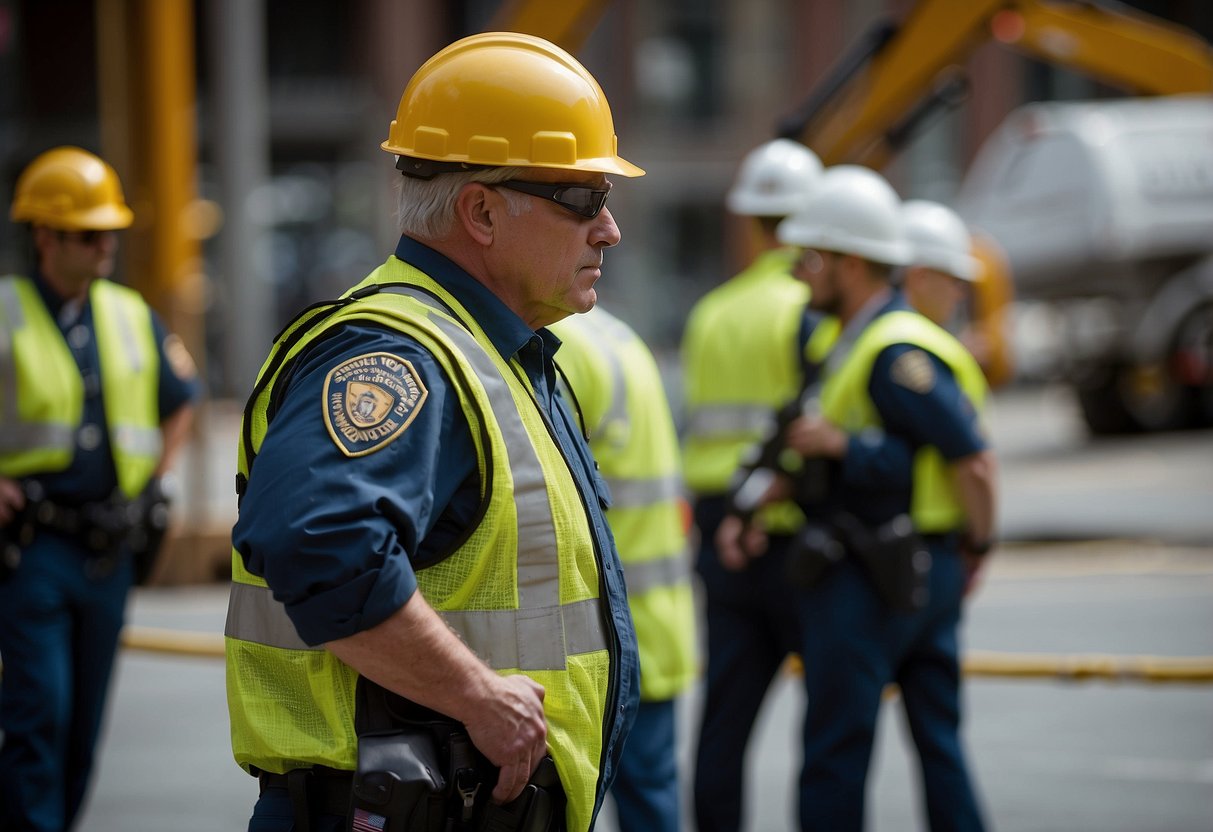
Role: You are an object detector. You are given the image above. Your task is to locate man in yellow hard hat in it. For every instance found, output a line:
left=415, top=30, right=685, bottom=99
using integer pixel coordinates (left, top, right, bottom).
left=226, top=33, right=642, bottom=832
left=0, top=146, right=199, bottom=831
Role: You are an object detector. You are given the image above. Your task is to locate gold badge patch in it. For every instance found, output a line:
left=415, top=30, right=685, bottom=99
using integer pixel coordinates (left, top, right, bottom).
left=890, top=349, right=936, bottom=394
left=323, top=352, right=428, bottom=457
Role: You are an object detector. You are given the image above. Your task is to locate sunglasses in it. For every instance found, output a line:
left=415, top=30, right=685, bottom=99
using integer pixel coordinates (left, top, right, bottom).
left=58, top=229, right=114, bottom=247
left=496, top=180, right=612, bottom=219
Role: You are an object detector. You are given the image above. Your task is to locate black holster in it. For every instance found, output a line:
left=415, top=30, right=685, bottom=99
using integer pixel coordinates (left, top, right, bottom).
left=0, top=498, right=34, bottom=583
left=837, top=513, right=932, bottom=613
left=7, top=479, right=171, bottom=584
left=786, top=513, right=931, bottom=613
left=350, top=680, right=566, bottom=832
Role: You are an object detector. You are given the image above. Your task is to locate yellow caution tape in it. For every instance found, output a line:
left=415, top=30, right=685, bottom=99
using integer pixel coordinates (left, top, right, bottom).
left=120, top=626, right=1213, bottom=684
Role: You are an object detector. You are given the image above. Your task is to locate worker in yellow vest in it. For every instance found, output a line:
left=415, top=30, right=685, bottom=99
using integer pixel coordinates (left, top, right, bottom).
left=682, top=138, right=823, bottom=832
left=0, top=146, right=199, bottom=831
left=550, top=305, right=697, bottom=832
left=226, top=33, right=641, bottom=832
left=719, top=165, right=997, bottom=831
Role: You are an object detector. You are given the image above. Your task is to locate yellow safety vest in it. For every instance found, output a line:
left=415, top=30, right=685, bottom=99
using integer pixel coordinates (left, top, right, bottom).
left=226, top=258, right=612, bottom=832
left=681, top=247, right=809, bottom=532
left=550, top=307, right=697, bottom=702
left=0, top=275, right=161, bottom=497
left=818, top=310, right=989, bottom=533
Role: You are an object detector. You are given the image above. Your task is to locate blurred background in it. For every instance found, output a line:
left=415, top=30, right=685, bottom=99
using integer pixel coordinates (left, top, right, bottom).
left=4, top=0, right=1213, bottom=581
left=3, top=3, right=1212, bottom=830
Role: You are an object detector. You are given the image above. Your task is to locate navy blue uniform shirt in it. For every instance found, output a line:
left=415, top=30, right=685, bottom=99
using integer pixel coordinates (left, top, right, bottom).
left=232, top=236, right=639, bottom=809
left=798, top=293, right=986, bottom=526
left=30, top=272, right=201, bottom=505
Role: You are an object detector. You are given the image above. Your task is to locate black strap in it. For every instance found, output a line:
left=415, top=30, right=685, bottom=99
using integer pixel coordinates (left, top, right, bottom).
left=286, top=770, right=313, bottom=832
left=259, top=769, right=352, bottom=821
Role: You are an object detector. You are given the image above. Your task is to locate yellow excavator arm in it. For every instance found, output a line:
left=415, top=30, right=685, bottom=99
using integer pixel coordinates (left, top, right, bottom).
left=777, top=0, right=1213, bottom=389
left=780, top=0, right=1213, bottom=169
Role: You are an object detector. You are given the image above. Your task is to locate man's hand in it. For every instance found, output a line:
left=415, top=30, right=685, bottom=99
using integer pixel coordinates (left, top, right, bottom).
left=783, top=415, right=848, bottom=459
left=0, top=478, right=25, bottom=527
left=715, top=513, right=770, bottom=571
left=463, top=673, right=548, bottom=803
left=326, top=594, right=551, bottom=805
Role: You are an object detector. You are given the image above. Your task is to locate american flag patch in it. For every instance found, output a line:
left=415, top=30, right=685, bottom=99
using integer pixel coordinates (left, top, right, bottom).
left=351, top=807, right=387, bottom=832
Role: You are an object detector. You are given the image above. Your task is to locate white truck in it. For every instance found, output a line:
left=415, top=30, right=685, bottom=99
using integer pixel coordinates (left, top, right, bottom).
left=956, top=96, right=1213, bottom=433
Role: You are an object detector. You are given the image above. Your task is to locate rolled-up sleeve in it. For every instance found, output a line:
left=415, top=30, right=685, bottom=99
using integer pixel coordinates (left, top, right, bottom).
left=231, top=323, right=477, bottom=646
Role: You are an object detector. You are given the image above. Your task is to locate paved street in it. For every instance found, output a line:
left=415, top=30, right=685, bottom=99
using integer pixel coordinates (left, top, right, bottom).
left=75, top=384, right=1213, bottom=830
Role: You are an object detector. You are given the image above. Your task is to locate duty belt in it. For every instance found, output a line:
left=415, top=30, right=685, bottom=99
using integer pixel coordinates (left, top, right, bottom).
left=258, top=767, right=353, bottom=826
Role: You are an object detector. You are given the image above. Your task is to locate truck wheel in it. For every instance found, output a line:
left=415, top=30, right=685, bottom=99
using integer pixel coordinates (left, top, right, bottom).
left=1075, top=370, right=1138, bottom=435
left=1173, top=302, right=1213, bottom=428
left=1117, top=362, right=1194, bottom=433
left=1074, top=363, right=1192, bottom=435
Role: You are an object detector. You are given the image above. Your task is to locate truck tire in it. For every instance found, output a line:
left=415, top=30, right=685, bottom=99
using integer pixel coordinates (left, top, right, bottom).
left=1075, top=371, right=1139, bottom=435
left=1075, top=363, right=1193, bottom=435
left=1173, top=302, right=1213, bottom=429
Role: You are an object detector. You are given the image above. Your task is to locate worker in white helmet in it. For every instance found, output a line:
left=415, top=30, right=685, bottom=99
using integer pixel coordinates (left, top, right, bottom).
left=718, top=165, right=996, bottom=832
left=682, top=138, right=825, bottom=832
left=899, top=199, right=982, bottom=328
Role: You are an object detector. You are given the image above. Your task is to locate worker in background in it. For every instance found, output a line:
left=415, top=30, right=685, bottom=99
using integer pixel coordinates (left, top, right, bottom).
left=226, top=33, right=641, bottom=832
left=718, top=165, right=996, bottom=831
left=680, top=138, right=822, bottom=832
left=0, top=146, right=199, bottom=832
left=550, top=305, right=698, bottom=832
left=899, top=199, right=981, bottom=329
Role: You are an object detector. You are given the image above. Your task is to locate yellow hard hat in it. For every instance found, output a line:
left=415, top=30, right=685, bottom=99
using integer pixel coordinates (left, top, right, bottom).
left=10, top=146, right=134, bottom=231
left=383, top=32, right=643, bottom=179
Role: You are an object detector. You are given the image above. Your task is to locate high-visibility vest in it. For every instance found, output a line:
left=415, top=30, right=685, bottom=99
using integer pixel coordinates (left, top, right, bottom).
left=550, top=306, right=697, bottom=702
left=681, top=247, right=809, bottom=532
left=818, top=310, right=989, bottom=533
left=226, top=257, right=614, bottom=832
left=0, top=275, right=161, bottom=497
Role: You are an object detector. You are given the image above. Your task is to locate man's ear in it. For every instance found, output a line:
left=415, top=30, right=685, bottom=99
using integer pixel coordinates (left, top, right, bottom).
left=455, top=183, right=496, bottom=246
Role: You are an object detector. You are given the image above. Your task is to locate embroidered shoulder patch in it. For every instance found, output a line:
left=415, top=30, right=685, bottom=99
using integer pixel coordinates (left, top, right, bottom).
left=323, top=352, right=428, bottom=457
left=889, top=349, right=936, bottom=394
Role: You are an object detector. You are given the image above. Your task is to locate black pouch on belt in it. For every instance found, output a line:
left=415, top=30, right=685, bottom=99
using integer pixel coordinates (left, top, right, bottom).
left=0, top=483, right=36, bottom=582
left=350, top=679, right=566, bottom=832
left=836, top=513, right=932, bottom=613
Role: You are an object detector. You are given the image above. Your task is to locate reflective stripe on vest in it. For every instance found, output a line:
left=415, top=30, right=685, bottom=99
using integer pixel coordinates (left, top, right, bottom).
left=818, top=309, right=989, bottom=533
left=680, top=249, right=809, bottom=537
left=550, top=306, right=697, bottom=701
left=226, top=284, right=608, bottom=672
left=683, top=403, right=775, bottom=440
left=0, top=276, right=160, bottom=493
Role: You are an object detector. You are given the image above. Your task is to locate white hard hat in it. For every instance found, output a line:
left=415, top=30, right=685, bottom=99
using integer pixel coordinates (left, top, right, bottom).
left=726, top=138, right=823, bottom=217
left=776, top=165, right=911, bottom=266
left=901, top=199, right=980, bottom=281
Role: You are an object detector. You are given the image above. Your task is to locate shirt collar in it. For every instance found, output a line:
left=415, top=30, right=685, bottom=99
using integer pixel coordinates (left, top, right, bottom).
left=30, top=268, right=90, bottom=325
left=394, top=235, right=537, bottom=361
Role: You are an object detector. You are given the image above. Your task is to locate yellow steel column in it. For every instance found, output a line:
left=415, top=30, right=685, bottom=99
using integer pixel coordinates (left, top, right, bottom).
left=94, top=0, right=204, bottom=358
left=95, top=0, right=213, bottom=585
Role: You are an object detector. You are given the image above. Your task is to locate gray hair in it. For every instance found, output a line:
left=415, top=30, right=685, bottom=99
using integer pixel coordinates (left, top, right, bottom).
left=396, top=165, right=531, bottom=239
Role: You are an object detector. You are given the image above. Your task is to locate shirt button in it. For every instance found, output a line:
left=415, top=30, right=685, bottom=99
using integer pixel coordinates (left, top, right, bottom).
left=83, top=375, right=101, bottom=396
left=78, top=424, right=102, bottom=451
left=68, top=324, right=90, bottom=350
